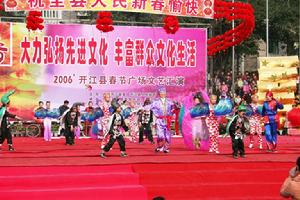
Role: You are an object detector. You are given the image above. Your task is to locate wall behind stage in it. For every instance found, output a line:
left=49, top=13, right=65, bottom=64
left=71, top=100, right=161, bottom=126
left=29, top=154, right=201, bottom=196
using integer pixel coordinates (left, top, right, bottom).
left=0, top=23, right=207, bottom=119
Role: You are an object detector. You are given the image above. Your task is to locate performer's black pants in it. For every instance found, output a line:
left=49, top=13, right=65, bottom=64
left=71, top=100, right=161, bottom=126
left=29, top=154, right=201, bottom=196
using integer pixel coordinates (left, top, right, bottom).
left=103, top=134, right=125, bottom=152
left=65, top=128, right=75, bottom=144
left=60, top=128, right=65, bottom=136
left=0, top=127, right=13, bottom=145
left=139, top=125, right=153, bottom=143
left=231, top=137, right=245, bottom=156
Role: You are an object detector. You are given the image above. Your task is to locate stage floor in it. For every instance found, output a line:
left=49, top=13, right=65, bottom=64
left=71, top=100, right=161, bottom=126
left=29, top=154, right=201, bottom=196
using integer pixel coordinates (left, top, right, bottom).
left=0, top=136, right=298, bottom=200
left=0, top=135, right=299, bottom=167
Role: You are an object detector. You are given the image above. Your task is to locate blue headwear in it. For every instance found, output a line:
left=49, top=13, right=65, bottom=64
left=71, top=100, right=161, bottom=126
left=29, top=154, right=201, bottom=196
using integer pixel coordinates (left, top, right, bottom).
left=158, top=86, right=166, bottom=94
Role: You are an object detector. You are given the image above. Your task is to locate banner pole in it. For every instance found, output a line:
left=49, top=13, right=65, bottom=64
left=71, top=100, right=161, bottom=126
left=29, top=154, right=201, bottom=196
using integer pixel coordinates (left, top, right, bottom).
left=232, top=0, right=235, bottom=93
left=266, top=0, right=269, bottom=57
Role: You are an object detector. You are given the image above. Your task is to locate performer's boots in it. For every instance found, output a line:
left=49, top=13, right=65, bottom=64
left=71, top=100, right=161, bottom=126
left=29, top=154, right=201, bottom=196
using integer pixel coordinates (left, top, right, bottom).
left=8, top=145, right=15, bottom=151
left=120, top=151, right=128, bottom=157
left=266, top=142, right=272, bottom=152
left=100, top=151, right=107, bottom=158
left=249, top=143, right=254, bottom=149
left=272, top=142, right=277, bottom=152
left=193, top=138, right=200, bottom=149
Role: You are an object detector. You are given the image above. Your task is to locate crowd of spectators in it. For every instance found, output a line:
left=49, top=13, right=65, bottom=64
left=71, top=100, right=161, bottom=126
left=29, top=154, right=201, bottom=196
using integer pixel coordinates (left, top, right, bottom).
left=208, top=69, right=259, bottom=102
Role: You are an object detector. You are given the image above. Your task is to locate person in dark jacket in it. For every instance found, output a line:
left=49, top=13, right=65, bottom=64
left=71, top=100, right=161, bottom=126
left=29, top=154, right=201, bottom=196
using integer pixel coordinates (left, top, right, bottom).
left=100, top=98, right=129, bottom=158
left=227, top=105, right=249, bottom=159
left=0, top=90, right=21, bottom=151
left=58, top=100, right=69, bottom=136
left=138, top=98, right=154, bottom=144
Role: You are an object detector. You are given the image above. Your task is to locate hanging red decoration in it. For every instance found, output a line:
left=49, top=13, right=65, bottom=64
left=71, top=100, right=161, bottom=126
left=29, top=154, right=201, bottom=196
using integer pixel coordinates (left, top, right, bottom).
left=0, top=0, right=4, bottom=10
left=207, top=0, right=255, bottom=56
left=96, top=11, right=114, bottom=33
left=26, top=11, right=44, bottom=31
left=287, top=108, right=300, bottom=127
left=163, top=15, right=179, bottom=34
left=5, top=0, right=17, bottom=8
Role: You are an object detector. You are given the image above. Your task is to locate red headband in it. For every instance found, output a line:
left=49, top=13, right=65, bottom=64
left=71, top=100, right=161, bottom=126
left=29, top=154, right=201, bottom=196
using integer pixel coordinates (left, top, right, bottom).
left=266, top=91, right=273, bottom=97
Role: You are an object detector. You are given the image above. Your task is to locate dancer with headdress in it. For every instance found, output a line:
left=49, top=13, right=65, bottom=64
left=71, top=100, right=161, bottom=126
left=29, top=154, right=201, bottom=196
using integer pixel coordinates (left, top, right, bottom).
left=42, top=101, right=52, bottom=141
left=190, top=92, right=210, bottom=149
left=206, top=95, right=233, bottom=154
left=138, top=98, right=154, bottom=144
left=58, top=100, right=69, bottom=136
left=248, top=94, right=263, bottom=149
left=100, top=93, right=112, bottom=148
left=100, top=98, right=129, bottom=158
left=0, top=90, right=21, bottom=151
left=84, top=101, right=94, bottom=137
left=123, top=99, right=140, bottom=143
left=64, top=105, right=79, bottom=145
left=206, top=95, right=220, bottom=154
left=151, top=87, right=174, bottom=153
left=262, top=91, right=284, bottom=152
left=60, top=102, right=84, bottom=144
left=180, top=90, right=210, bottom=151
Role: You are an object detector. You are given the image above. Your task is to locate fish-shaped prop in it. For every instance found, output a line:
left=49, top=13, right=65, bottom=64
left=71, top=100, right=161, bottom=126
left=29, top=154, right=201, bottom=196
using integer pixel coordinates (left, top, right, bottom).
left=189, top=103, right=209, bottom=118
left=245, top=105, right=264, bottom=117
left=256, top=106, right=263, bottom=116
left=81, top=108, right=104, bottom=122
left=214, top=98, right=233, bottom=116
left=34, top=109, right=60, bottom=119
left=34, top=110, right=47, bottom=119
left=46, top=108, right=60, bottom=118
left=122, top=107, right=131, bottom=119
left=245, top=105, right=253, bottom=117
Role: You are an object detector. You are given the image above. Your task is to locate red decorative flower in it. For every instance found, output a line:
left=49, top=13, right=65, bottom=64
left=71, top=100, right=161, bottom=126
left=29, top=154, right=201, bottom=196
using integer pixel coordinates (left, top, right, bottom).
left=96, top=11, right=114, bottom=33
left=26, top=11, right=44, bottom=31
left=163, top=15, right=179, bottom=34
left=0, top=0, right=3, bottom=10
left=204, top=0, right=213, bottom=6
left=5, top=0, right=17, bottom=8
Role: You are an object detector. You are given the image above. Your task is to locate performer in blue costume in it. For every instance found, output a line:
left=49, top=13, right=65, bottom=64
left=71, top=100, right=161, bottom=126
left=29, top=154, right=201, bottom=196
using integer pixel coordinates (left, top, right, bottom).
left=262, top=91, right=284, bottom=152
left=151, top=87, right=174, bottom=153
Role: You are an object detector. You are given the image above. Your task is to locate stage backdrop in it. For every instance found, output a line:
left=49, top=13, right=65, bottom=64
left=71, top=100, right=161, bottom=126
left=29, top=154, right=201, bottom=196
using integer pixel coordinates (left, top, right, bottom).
left=0, top=23, right=207, bottom=119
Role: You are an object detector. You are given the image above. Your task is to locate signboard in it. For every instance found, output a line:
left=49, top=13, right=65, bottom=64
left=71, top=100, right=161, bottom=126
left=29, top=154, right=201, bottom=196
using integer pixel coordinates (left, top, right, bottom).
left=0, top=23, right=207, bottom=119
left=4, top=0, right=214, bottom=19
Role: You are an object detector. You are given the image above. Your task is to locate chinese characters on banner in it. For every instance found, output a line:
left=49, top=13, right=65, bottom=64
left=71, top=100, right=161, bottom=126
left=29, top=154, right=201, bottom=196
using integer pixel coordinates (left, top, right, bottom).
left=5, top=0, right=214, bottom=19
left=0, top=23, right=12, bottom=67
left=0, top=23, right=206, bottom=118
left=0, top=43, right=8, bottom=64
left=20, top=36, right=197, bottom=68
left=53, top=74, right=185, bottom=86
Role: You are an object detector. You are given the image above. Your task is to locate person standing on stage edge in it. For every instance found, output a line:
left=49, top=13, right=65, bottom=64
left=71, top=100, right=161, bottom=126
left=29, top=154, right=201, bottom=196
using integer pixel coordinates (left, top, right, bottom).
left=0, top=90, right=21, bottom=151
left=262, top=91, right=283, bottom=152
left=151, top=87, right=174, bottom=153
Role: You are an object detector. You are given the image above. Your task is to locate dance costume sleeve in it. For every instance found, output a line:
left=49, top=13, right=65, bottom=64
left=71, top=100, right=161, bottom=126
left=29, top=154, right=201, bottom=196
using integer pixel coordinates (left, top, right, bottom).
left=5, top=111, right=16, bottom=118
left=149, top=111, right=154, bottom=124
left=121, top=115, right=129, bottom=132
left=277, top=101, right=284, bottom=109
left=107, top=114, right=115, bottom=135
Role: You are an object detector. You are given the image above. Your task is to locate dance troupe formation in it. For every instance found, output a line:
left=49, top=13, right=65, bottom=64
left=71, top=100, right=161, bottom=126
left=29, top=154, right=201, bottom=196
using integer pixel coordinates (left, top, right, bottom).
left=0, top=87, right=283, bottom=159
